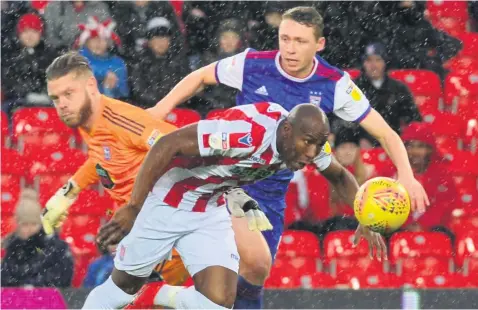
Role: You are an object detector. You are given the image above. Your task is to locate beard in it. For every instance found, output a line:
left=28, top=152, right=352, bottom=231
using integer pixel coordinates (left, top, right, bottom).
left=62, top=91, right=93, bottom=128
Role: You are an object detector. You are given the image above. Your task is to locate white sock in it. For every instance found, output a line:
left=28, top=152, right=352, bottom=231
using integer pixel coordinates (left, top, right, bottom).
left=154, top=285, right=230, bottom=309
left=82, top=276, right=136, bottom=309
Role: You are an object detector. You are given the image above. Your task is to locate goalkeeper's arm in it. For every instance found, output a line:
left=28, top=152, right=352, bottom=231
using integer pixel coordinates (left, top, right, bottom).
left=42, top=179, right=82, bottom=235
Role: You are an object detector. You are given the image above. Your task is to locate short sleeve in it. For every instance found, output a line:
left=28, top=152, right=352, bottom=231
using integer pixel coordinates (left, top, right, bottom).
left=333, top=73, right=372, bottom=122
left=313, top=142, right=332, bottom=171
left=215, top=48, right=251, bottom=91
left=197, top=118, right=257, bottom=158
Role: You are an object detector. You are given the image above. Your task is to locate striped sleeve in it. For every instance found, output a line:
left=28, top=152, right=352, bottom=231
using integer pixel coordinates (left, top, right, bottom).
left=197, top=118, right=257, bottom=158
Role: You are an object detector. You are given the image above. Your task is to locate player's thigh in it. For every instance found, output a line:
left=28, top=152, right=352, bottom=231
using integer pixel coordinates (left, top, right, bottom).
left=114, top=194, right=186, bottom=278
left=232, top=216, right=272, bottom=272
left=175, top=206, right=239, bottom=278
left=154, top=249, right=190, bottom=285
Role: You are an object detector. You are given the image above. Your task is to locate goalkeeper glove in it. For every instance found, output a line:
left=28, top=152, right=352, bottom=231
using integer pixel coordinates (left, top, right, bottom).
left=42, top=179, right=81, bottom=235
left=225, top=188, right=273, bottom=232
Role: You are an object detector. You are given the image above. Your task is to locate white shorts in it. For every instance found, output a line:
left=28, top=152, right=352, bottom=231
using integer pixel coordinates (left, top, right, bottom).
left=114, top=193, right=239, bottom=278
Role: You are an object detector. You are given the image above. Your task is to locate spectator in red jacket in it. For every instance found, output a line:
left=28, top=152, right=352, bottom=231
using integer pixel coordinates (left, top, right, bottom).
left=384, top=122, right=458, bottom=233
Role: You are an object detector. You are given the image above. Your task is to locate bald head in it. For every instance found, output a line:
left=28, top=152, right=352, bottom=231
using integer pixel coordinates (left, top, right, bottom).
left=278, top=104, right=330, bottom=171
left=288, top=104, right=329, bottom=137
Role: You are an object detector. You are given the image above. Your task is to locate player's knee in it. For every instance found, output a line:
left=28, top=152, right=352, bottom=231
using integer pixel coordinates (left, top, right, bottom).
left=206, top=287, right=237, bottom=309
left=240, top=248, right=272, bottom=283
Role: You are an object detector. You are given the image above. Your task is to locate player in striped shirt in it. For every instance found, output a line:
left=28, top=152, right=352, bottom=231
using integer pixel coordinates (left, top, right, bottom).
left=84, top=102, right=385, bottom=309
left=147, top=6, right=429, bottom=309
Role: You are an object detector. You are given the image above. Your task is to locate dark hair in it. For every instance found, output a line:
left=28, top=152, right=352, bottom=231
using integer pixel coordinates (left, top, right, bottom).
left=282, top=6, right=324, bottom=39
left=46, top=51, right=92, bottom=81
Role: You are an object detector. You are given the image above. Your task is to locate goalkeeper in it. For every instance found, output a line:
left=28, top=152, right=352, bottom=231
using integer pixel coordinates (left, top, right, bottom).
left=43, top=52, right=272, bottom=290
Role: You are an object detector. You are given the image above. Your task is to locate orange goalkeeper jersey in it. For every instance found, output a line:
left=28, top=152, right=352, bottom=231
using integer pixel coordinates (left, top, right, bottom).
left=71, top=95, right=177, bottom=207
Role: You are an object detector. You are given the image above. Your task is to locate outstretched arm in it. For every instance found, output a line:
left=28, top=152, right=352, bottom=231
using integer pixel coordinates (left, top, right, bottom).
left=148, top=63, right=218, bottom=119
left=97, top=124, right=200, bottom=247
left=320, top=157, right=387, bottom=260
left=360, top=109, right=429, bottom=212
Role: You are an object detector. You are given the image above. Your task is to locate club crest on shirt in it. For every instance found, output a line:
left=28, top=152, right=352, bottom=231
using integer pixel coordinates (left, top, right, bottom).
left=309, top=91, right=322, bottom=106
left=103, top=146, right=111, bottom=160
left=239, top=133, right=253, bottom=147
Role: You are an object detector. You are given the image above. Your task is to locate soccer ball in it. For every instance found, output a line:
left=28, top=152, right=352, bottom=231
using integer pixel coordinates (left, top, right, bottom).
left=354, top=177, right=411, bottom=234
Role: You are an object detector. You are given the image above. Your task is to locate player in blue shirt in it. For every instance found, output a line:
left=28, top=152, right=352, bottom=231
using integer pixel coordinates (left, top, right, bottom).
left=149, top=6, right=429, bottom=309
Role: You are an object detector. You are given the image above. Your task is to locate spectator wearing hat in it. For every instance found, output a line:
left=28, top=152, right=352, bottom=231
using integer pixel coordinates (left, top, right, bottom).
left=129, top=17, right=189, bottom=109
left=189, top=19, right=246, bottom=115
left=379, top=123, right=458, bottom=235
left=2, top=13, right=58, bottom=113
left=354, top=42, right=421, bottom=148
left=43, top=1, right=111, bottom=51
left=77, top=17, right=129, bottom=100
left=111, top=0, right=183, bottom=61
left=1, top=189, right=74, bottom=287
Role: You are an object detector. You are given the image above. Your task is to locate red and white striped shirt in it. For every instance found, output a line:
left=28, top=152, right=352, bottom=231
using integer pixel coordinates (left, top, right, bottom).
left=151, top=102, right=332, bottom=212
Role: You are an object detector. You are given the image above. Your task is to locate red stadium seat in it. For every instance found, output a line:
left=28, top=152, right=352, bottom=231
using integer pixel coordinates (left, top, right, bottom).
left=324, top=231, right=386, bottom=277
left=449, top=216, right=478, bottom=238
left=408, top=274, right=472, bottom=288
left=12, top=107, right=74, bottom=151
left=388, top=69, right=443, bottom=100
left=303, top=166, right=332, bottom=222
left=413, top=96, right=442, bottom=116
left=277, top=230, right=321, bottom=258
left=1, top=215, right=15, bottom=238
left=266, top=259, right=336, bottom=289
left=324, top=230, right=369, bottom=260
left=398, top=257, right=452, bottom=277
left=25, top=147, right=87, bottom=182
left=422, top=111, right=463, bottom=138
left=456, top=230, right=478, bottom=275
left=60, top=214, right=103, bottom=255
left=426, top=0, right=470, bottom=21
left=360, top=148, right=394, bottom=178
left=1, top=176, right=21, bottom=215
left=390, top=232, right=453, bottom=262
left=164, top=109, right=201, bottom=128
left=391, top=232, right=454, bottom=276
left=71, top=190, right=115, bottom=216
left=455, top=33, right=478, bottom=58
left=338, top=272, right=400, bottom=289
left=206, top=109, right=227, bottom=119
left=345, top=69, right=361, bottom=80
left=1, top=147, right=26, bottom=177
left=445, top=71, right=478, bottom=112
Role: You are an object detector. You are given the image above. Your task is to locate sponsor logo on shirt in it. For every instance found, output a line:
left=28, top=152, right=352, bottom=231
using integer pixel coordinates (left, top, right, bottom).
left=209, top=132, right=230, bottom=150
left=147, top=129, right=162, bottom=147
